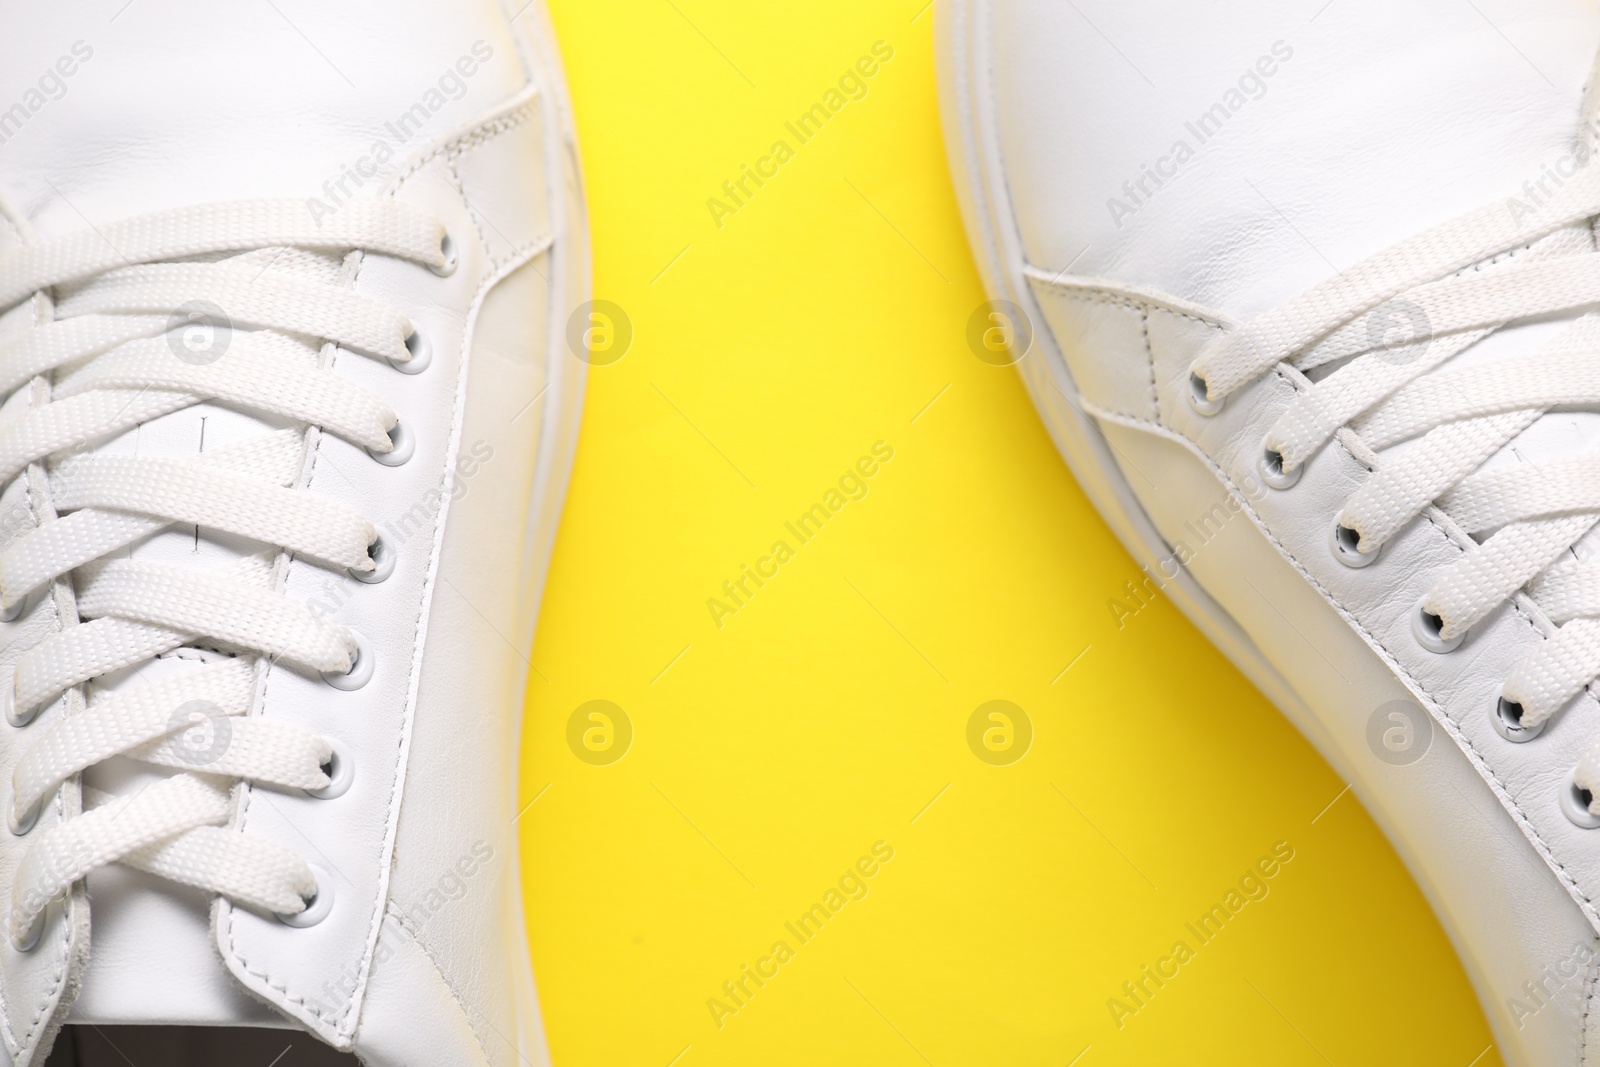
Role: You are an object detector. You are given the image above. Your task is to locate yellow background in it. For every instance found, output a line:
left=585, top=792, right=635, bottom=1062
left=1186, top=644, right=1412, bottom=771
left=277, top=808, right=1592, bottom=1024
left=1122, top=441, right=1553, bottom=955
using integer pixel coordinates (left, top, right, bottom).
left=520, top=2, right=1501, bottom=1064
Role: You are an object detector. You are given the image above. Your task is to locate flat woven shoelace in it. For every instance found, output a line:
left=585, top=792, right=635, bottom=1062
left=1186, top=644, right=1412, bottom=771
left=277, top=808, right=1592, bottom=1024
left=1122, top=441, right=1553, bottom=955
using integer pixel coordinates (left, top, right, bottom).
left=0, top=198, right=447, bottom=946
left=1188, top=156, right=1600, bottom=799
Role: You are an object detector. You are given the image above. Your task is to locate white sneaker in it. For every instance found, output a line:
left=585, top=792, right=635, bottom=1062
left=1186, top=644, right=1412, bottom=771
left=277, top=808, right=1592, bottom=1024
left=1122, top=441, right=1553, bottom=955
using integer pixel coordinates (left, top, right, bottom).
left=0, top=2, right=587, bottom=1063
left=941, top=1, right=1600, bottom=1061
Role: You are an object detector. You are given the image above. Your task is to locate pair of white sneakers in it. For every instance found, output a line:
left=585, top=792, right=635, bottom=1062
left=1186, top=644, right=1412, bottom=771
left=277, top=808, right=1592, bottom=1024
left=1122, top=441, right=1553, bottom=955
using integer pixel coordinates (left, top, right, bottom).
left=1, top=0, right=1594, bottom=1063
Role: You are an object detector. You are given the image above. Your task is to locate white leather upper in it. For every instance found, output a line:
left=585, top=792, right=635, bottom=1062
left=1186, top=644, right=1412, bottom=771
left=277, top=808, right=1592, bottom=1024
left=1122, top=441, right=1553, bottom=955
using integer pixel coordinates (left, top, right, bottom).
left=0, top=2, right=585, bottom=1064
left=989, top=0, right=1600, bottom=318
left=941, top=1, right=1600, bottom=1063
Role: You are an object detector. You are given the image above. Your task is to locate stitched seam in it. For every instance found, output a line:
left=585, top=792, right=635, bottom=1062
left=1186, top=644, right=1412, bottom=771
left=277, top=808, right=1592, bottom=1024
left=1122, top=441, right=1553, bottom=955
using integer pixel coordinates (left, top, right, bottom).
left=1151, top=304, right=1225, bottom=335
left=1037, top=284, right=1224, bottom=425
left=14, top=285, right=86, bottom=1060
left=444, top=151, right=494, bottom=279
left=312, top=190, right=538, bottom=1048
left=1046, top=286, right=1226, bottom=331
left=1025, top=272, right=1232, bottom=330
left=1583, top=943, right=1596, bottom=1066
left=224, top=248, right=367, bottom=1032
left=444, top=107, right=542, bottom=277
left=335, top=222, right=553, bottom=1050
left=1149, top=302, right=1225, bottom=431
left=387, top=906, right=495, bottom=1066
left=1099, top=293, right=1600, bottom=923
left=1138, top=305, right=1156, bottom=420
left=323, top=107, right=550, bottom=1043
left=10, top=895, right=71, bottom=1059
left=224, top=952, right=331, bottom=1017
left=222, top=104, right=542, bottom=1037
left=1084, top=394, right=1600, bottom=929
left=451, top=108, right=533, bottom=158
left=1583, top=937, right=1600, bottom=1065
left=1035, top=287, right=1152, bottom=421
left=330, top=200, right=491, bottom=1034
left=332, top=175, right=539, bottom=1040
left=328, top=170, right=475, bottom=1041
left=388, top=106, right=534, bottom=193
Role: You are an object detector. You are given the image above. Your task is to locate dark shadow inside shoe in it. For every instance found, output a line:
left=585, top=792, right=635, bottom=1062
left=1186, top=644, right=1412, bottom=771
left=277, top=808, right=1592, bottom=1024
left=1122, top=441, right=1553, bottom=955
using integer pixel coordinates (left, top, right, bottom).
left=44, top=1025, right=360, bottom=1065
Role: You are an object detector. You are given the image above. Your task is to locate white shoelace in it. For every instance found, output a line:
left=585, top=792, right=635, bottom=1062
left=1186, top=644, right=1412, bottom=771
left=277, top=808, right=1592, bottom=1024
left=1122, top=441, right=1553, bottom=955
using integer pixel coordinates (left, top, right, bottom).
left=1, top=199, right=451, bottom=948
left=1187, top=156, right=1600, bottom=806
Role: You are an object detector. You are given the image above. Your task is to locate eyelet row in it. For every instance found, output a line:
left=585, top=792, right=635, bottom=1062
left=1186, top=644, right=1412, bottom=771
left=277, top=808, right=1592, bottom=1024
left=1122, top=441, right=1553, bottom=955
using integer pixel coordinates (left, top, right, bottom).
left=1190, top=366, right=1600, bottom=829
left=1247, top=438, right=1462, bottom=662
left=5, top=234, right=453, bottom=949
left=274, top=250, right=444, bottom=924
left=270, top=742, right=356, bottom=928
left=281, top=240, right=444, bottom=924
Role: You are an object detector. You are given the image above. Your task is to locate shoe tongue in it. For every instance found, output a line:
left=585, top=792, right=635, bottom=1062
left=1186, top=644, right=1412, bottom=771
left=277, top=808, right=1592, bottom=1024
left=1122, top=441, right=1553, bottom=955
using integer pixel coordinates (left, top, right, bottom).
left=49, top=244, right=344, bottom=1031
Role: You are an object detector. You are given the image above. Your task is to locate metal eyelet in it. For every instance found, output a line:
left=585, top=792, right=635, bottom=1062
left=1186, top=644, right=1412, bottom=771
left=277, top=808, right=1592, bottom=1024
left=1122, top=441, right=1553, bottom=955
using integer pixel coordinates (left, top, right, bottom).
left=3, top=680, right=36, bottom=729
left=1330, top=522, right=1380, bottom=568
left=367, top=420, right=414, bottom=467
left=1561, top=769, right=1600, bottom=828
left=429, top=231, right=458, bottom=277
left=1187, top=371, right=1225, bottom=416
left=391, top=327, right=431, bottom=375
left=350, top=535, right=395, bottom=585
left=306, top=739, right=354, bottom=800
left=1258, top=446, right=1301, bottom=490
left=1412, top=599, right=1464, bottom=654
left=321, top=632, right=374, bottom=691
left=1491, top=694, right=1543, bottom=743
left=277, top=866, right=335, bottom=927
